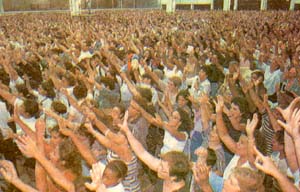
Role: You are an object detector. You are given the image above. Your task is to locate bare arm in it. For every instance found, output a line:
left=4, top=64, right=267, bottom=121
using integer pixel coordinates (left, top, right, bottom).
left=119, top=112, right=161, bottom=171
left=35, top=119, right=48, bottom=192
left=16, top=136, right=75, bottom=192
left=0, top=160, right=39, bottom=192
left=215, top=96, right=238, bottom=154
left=254, top=147, right=299, bottom=192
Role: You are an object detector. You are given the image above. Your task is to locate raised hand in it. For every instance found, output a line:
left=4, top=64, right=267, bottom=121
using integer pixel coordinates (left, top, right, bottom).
left=118, top=111, right=130, bottom=133
left=193, top=162, right=210, bottom=185
left=0, top=160, right=19, bottom=183
left=85, top=162, right=104, bottom=191
left=245, top=113, right=259, bottom=137
left=194, top=147, right=208, bottom=164
left=253, top=146, right=278, bottom=176
left=276, top=97, right=300, bottom=122
left=16, top=135, right=39, bottom=158
left=277, top=108, right=300, bottom=139
left=214, top=95, right=224, bottom=113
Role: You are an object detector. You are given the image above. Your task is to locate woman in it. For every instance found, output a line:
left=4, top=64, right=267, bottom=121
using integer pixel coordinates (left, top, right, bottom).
left=118, top=111, right=191, bottom=192
left=130, top=99, right=192, bottom=155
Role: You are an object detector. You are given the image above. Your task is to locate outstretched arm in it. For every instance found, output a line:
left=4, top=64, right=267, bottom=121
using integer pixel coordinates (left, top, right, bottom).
left=215, top=96, right=238, bottom=154
left=119, top=112, right=161, bottom=172
left=0, top=160, right=39, bottom=192
left=45, top=109, right=97, bottom=166
left=16, top=136, right=75, bottom=192
left=254, top=147, right=299, bottom=192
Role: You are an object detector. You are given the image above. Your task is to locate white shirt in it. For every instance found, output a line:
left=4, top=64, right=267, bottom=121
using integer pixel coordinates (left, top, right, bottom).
left=14, top=98, right=37, bottom=134
left=161, top=131, right=188, bottom=155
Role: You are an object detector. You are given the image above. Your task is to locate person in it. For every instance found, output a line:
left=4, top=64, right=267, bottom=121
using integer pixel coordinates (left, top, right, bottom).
left=0, top=160, right=39, bottom=192
left=193, top=163, right=265, bottom=192
left=118, top=111, right=191, bottom=192
left=85, top=160, right=128, bottom=192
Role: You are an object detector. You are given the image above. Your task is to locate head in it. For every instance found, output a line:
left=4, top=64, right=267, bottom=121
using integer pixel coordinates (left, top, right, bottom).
left=59, top=138, right=82, bottom=177
left=223, top=167, right=265, bottom=192
left=168, top=76, right=182, bottom=91
left=231, top=97, right=250, bottom=123
left=158, top=151, right=190, bottom=182
left=176, top=108, right=193, bottom=134
left=73, top=84, right=88, bottom=101
left=49, top=126, right=64, bottom=147
left=228, top=61, right=238, bottom=74
left=40, top=80, right=55, bottom=98
left=51, top=100, right=67, bottom=115
left=141, top=74, right=153, bottom=85
left=236, top=135, right=248, bottom=157
left=176, top=89, right=191, bottom=109
left=111, top=104, right=125, bottom=120
left=99, top=76, right=115, bottom=90
left=20, top=99, right=40, bottom=118
left=198, top=66, right=210, bottom=82
left=62, top=73, right=76, bottom=87
left=102, top=160, right=128, bottom=188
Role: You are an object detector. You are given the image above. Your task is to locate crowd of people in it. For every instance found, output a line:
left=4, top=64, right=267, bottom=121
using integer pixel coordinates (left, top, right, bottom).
left=0, top=9, right=299, bottom=192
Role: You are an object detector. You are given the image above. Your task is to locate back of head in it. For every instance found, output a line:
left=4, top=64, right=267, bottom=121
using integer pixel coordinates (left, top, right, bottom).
left=106, top=160, right=128, bottom=181
left=233, top=167, right=265, bottom=192
left=23, top=99, right=39, bottom=117
left=59, top=138, right=82, bottom=177
left=73, top=84, right=88, bottom=100
left=161, top=151, right=190, bottom=182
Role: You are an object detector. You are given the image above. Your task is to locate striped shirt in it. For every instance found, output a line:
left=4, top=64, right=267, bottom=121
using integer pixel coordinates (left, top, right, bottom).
left=107, top=150, right=141, bottom=192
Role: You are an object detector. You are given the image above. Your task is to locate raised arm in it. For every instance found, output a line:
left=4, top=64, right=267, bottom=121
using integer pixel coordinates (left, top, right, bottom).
left=35, top=119, right=48, bottom=192
left=277, top=106, right=300, bottom=171
left=13, top=104, right=36, bottom=140
left=245, top=113, right=259, bottom=165
left=16, top=135, right=75, bottom=192
left=0, top=82, right=17, bottom=105
left=130, top=99, right=163, bottom=127
left=215, top=96, right=238, bottom=154
left=0, top=160, right=39, bottom=192
left=254, top=147, right=299, bottom=192
left=118, top=112, right=161, bottom=171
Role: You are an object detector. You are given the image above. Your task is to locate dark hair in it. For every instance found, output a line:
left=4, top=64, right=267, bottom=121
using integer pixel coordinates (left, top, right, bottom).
left=133, top=96, right=156, bottom=117
left=137, top=87, right=153, bottom=103
left=161, top=151, right=190, bottom=182
left=41, top=80, right=56, bottom=98
left=63, top=73, right=76, bottom=86
left=73, top=84, right=87, bottom=100
left=106, top=160, right=128, bottom=180
left=51, top=101, right=67, bottom=114
left=16, top=84, right=30, bottom=98
left=100, top=77, right=115, bottom=90
left=23, top=99, right=39, bottom=117
left=177, top=108, right=193, bottom=134
left=199, top=65, right=212, bottom=77
left=206, top=148, right=217, bottom=167
left=59, top=138, right=82, bottom=176
left=176, top=89, right=192, bottom=110
left=232, top=97, right=250, bottom=122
